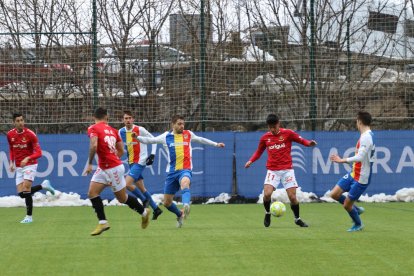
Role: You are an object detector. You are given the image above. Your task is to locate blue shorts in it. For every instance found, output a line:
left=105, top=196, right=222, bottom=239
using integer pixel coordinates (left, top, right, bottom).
left=128, top=164, right=146, bottom=182
left=337, top=173, right=369, bottom=201
left=164, top=170, right=192, bottom=195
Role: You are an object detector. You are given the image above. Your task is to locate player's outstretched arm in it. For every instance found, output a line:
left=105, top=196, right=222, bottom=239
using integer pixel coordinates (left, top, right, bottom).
left=245, top=137, right=266, bottom=168
left=331, top=137, right=371, bottom=164
left=137, top=132, right=167, bottom=144
left=190, top=131, right=225, bottom=147
left=140, top=127, right=158, bottom=156
left=291, top=131, right=317, bottom=147
left=330, top=154, right=347, bottom=163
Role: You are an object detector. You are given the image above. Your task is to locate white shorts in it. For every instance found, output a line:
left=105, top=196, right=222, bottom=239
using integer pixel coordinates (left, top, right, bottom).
left=15, top=164, right=38, bottom=185
left=91, top=164, right=126, bottom=192
left=264, top=169, right=298, bottom=190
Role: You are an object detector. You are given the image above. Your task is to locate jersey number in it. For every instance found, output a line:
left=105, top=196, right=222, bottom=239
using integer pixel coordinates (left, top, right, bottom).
left=104, top=136, right=117, bottom=154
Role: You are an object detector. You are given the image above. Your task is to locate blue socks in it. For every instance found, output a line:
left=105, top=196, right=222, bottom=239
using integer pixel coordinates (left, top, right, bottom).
left=166, top=203, right=182, bottom=217
left=182, top=188, right=191, bottom=205
left=143, top=191, right=158, bottom=210
left=348, top=208, right=362, bottom=226
left=337, top=195, right=346, bottom=204
left=338, top=195, right=359, bottom=213
left=131, top=187, right=146, bottom=202
left=132, top=188, right=158, bottom=210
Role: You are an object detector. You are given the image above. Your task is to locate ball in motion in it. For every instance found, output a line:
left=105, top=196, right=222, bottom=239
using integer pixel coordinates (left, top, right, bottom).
left=270, top=201, right=286, bottom=217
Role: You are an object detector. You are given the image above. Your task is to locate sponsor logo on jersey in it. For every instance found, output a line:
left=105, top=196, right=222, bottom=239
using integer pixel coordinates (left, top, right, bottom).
left=13, top=144, right=28, bottom=149
left=268, top=143, right=285, bottom=150
left=169, top=142, right=189, bottom=147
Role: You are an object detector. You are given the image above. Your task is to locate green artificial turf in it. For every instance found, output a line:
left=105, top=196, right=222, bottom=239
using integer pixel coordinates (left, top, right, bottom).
left=0, top=203, right=413, bottom=276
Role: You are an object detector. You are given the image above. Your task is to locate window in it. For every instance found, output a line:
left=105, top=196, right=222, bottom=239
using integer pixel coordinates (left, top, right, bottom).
left=405, top=19, right=414, bottom=38
left=367, top=11, right=398, bottom=34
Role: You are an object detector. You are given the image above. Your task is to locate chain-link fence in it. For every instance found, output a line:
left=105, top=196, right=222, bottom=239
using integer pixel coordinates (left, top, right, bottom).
left=1, top=0, right=414, bottom=133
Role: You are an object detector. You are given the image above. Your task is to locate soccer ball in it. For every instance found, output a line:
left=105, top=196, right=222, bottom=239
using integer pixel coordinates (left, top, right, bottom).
left=270, top=201, right=286, bottom=217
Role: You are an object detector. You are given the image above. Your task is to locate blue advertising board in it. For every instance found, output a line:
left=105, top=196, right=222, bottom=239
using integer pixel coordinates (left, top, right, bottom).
left=0, top=132, right=234, bottom=199
left=1, top=131, right=413, bottom=199
left=236, top=131, right=414, bottom=197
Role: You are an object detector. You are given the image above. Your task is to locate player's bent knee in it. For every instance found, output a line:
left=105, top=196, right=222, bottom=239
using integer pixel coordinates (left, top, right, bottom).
left=87, top=192, right=100, bottom=199
left=163, top=199, right=173, bottom=207
left=330, top=191, right=340, bottom=200
left=263, top=193, right=272, bottom=201
left=18, top=192, right=30, bottom=198
left=126, top=183, right=135, bottom=191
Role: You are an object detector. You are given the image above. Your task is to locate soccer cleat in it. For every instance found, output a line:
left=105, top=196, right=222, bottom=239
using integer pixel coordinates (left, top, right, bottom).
left=90, top=223, right=110, bottom=236
left=176, top=211, right=184, bottom=228
left=295, top=218, right=309, bottom=227
left=20, top=216, right=33, bottom=224
left=347, top=224, right=364, bottom=232
left=183, top=204, right=191, bottom=219
left=264, top=213, right=271, bottom=227
left=357, top=206, right=365, bottom=215
left=152, top=207, right=163, bottom=220
left=41, top=180, right=55, bottom=195
left=141, top=208, right=151, bottom=229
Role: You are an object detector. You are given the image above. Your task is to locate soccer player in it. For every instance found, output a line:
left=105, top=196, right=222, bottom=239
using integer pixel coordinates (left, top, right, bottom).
left=329, top=111, right=375, bottom=232
left=7, top=113, right=55, bottom=224
left=245, top=114, right=317, bottom=228
left=119, top=110, right=163, bottom=220
left=83, top=107, right=151, bottom=236
left=136, top=115, right=225, bottom=228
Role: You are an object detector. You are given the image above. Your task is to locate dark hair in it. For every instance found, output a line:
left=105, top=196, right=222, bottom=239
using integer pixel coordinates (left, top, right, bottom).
left=13, top=113, right=23, bottom=120
left=357, top=111, right=372, bottom=126
left=171, top=115, right=184, bottom=124
left=266, top=114, right=279, bottom=125
left=93, top=107, right=108, bottom=120
left=123, top=110, right=133, bottom=117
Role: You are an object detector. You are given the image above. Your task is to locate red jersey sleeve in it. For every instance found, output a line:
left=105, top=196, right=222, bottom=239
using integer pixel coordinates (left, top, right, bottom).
left=28, top=131, right=42, bottom=160
left=7, top=132, right=14, bottom=162
left=88, top=126, right=98, bottom=138
left=289, top=130, right=312, bottom=146
left=249, top=136, right=267, bottom=163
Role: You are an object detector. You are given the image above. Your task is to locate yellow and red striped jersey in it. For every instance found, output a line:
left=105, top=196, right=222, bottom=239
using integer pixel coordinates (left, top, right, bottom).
left=118, top=125, right=157, bottom=165
left=136, top=130, right=218, bottom=173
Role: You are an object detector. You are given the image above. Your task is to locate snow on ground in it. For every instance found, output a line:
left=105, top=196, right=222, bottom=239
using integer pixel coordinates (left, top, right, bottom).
left=228, top=45, right=276, bottom=62
left=0, top=188, right=413, bottom=207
